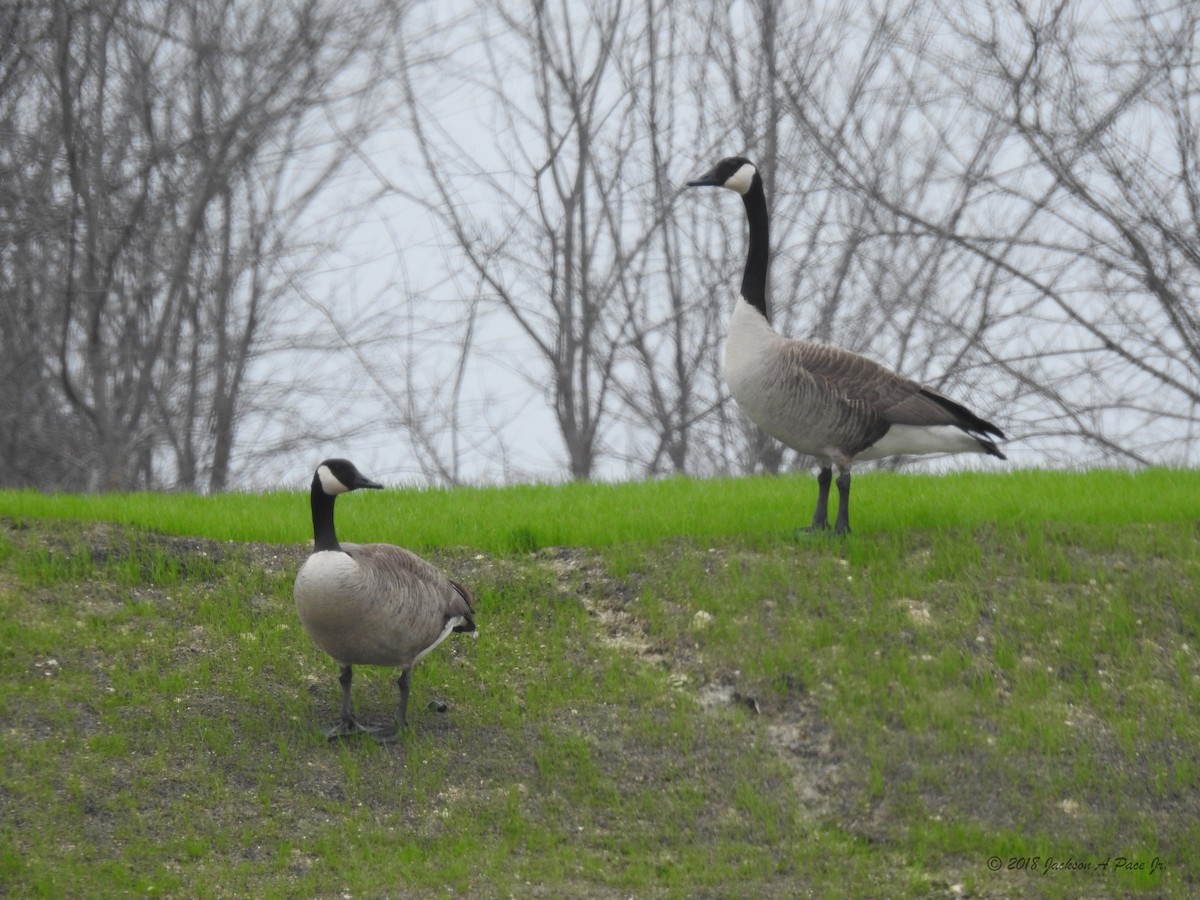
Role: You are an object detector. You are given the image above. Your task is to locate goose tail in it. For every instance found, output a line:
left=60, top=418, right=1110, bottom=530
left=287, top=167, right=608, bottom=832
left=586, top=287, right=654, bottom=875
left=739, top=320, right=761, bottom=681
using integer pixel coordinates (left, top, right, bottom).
left=973, top=434, right=1007, bottom=460
left=920, top=387, right=1006, bottom=444
left=449, top=578, right=477, bottom=634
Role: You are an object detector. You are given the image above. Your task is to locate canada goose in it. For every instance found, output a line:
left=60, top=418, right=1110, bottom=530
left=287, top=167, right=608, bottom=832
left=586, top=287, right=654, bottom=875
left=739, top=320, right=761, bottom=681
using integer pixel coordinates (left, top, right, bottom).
left=687, top=156, right=1006, bottom=534
left=294, top=458, right=476, bottom=739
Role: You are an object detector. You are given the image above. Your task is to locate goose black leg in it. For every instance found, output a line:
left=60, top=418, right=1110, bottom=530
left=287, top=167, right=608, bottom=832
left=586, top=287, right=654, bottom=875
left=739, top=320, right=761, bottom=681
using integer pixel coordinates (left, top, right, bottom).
left=396, top=668, right=412, bottom=729
left=322, top=664, right=386, bottom=739
left=362, top=669, right=414, bottom=744
left=806, top=466, right=833, bottom=531
left=833, top=471, right=852, bottom=535
left=371, top=668, right=440, bottom=743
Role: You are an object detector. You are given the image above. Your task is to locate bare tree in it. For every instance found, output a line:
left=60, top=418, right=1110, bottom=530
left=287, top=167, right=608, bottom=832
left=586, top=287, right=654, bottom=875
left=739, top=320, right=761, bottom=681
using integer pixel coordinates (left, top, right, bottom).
left=934, top=0, right=1200, bottom=463
left=782, top=0, right=1200, bottom=465
left=0, top=0, right=407, bottom=491
left=0, top=2, right=91, bottom=487
left=390, top=0, right=831, bottom=481
left=589, top=0, right=728, bottom=477
left=392, top=0, right=657, bottom=480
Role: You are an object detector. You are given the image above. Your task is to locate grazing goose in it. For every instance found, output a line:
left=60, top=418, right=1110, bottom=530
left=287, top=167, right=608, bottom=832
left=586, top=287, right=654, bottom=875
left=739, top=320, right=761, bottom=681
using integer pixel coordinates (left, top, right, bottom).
left=294, top=458, right=476, bottom=739
left=687, top=156, right=1006, bottom=534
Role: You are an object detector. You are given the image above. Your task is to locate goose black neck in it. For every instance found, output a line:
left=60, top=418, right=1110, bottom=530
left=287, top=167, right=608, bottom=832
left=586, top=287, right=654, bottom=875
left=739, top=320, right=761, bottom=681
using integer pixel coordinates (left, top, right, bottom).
left=310, top=480, right=341, bottom=552
left=740, top=178, right=770, bottom=321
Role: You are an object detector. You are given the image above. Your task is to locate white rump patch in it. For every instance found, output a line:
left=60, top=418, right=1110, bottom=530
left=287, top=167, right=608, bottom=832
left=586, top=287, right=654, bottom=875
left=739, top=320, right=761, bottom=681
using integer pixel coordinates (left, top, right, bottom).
left=316, top=464, right=350, bottom=495
left=725, top=162, right=757, bottom=195
left=859, top=424, right=989, bottom=460
left=412, top=615, right=467, bottom=665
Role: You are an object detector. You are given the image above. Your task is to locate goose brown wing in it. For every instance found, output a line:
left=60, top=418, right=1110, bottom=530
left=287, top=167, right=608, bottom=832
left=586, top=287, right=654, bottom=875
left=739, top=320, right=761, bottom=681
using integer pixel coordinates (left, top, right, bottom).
left=789, top=342, right=923, bottom=418
left=791, top=342, right=1001, bottom=435
left=342, top=543, right=475, bottom=621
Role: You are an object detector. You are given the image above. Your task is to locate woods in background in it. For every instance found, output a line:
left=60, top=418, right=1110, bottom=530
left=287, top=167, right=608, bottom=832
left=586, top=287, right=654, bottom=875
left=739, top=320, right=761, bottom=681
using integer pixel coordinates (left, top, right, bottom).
left=0, top=0, right=403, bottom=489
left=3, top=0, right=1197, bottom=490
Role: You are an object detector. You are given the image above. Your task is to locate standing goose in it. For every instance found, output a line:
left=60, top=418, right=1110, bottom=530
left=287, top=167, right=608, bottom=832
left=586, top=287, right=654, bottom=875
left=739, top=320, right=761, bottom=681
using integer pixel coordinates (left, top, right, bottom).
left=294, top=458, right=476, bottom=739
left=687, top=156, right=1006, bottom=534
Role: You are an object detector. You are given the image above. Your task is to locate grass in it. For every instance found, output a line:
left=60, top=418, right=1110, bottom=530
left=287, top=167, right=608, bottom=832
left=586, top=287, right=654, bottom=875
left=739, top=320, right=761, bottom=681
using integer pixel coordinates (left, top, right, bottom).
left=0, top=468, right=1197, bottom=897
left=1, top=467, right=1196, bottom=550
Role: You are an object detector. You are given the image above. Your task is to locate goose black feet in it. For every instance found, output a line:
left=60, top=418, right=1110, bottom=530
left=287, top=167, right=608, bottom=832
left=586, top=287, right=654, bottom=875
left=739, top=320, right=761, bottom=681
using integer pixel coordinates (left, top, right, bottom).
left=322, top=715, right=390, bottom=740
left=320, top=664, right=397, bottom=741
left=798, top=467, right=851, bottom=536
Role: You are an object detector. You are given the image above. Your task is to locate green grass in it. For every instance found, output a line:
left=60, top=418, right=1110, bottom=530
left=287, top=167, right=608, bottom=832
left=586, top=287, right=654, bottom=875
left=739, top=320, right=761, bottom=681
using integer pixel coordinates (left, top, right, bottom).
left=2, top=467, right=1196, bottom=551
left=0, top=469, right=1198, bottom=897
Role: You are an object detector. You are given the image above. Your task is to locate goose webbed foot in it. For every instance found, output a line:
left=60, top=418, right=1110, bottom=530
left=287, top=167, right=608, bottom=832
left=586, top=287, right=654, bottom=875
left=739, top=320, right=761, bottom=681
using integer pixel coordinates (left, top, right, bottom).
left=796, top=523, right=830, bottom=540
left=322, top=715, right=389, bottom=740
left=368, top=723, right=403, bottom=744
left=322, top=663, right=394, bottom=740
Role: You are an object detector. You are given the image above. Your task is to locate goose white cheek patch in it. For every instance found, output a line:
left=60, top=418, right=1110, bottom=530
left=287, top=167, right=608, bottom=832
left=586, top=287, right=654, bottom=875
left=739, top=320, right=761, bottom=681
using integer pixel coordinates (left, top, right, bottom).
left=725, top=163, right=757, bottom=194
left=317, top=464, right=350, bottom=495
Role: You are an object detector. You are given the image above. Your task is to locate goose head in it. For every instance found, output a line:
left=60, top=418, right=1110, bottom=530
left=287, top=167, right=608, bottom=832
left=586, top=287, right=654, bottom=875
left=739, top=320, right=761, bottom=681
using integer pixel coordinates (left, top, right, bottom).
left=687, top=157, right=759, bottom=195
left=313, top=458, right=384, bottom=496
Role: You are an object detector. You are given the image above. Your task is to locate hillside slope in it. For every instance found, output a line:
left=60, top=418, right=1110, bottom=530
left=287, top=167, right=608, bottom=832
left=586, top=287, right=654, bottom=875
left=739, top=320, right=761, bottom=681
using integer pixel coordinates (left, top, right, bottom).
left=1, top=472, right=1197, bottom=896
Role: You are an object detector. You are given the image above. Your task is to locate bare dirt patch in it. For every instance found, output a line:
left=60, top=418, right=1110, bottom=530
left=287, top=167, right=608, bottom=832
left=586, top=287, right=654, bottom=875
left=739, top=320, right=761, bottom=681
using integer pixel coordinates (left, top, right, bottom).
left=535, top=543, right=845, bottom=820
